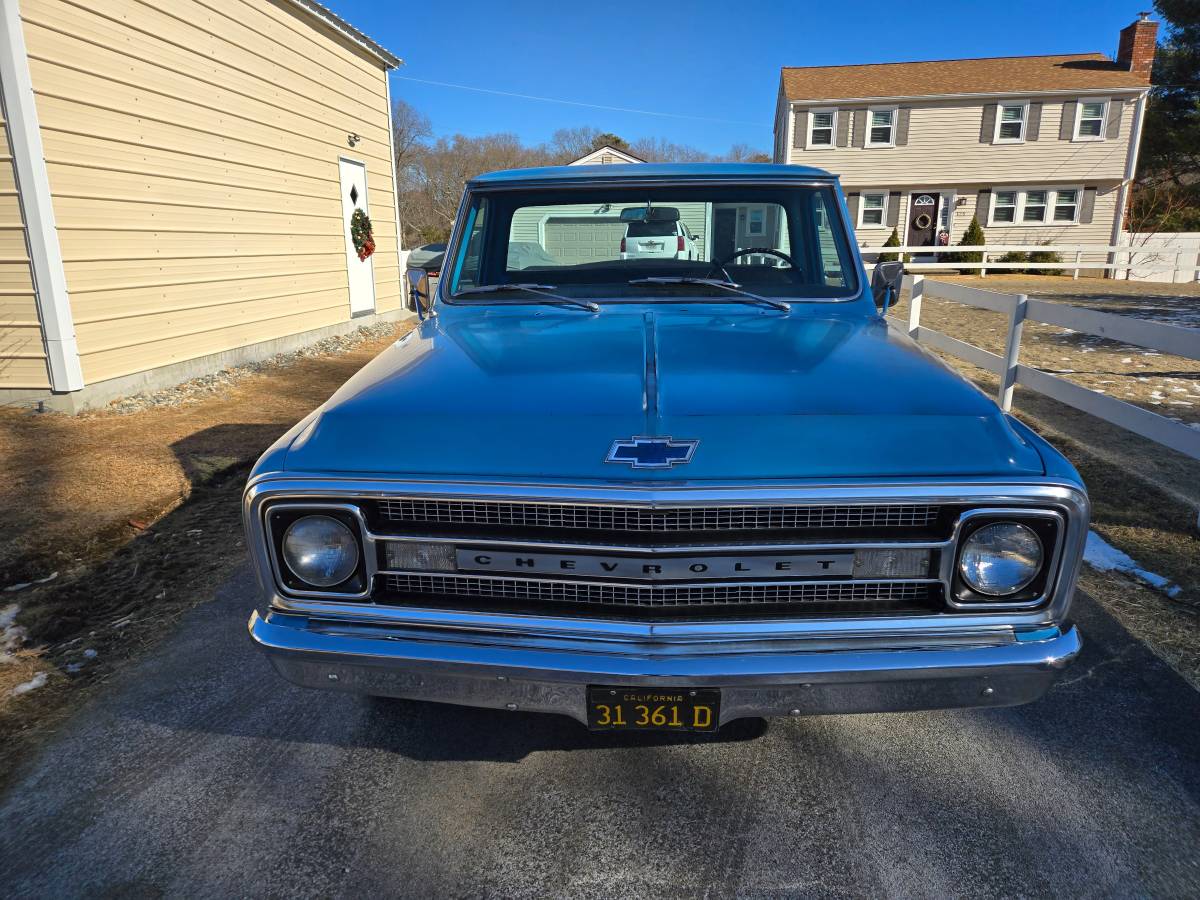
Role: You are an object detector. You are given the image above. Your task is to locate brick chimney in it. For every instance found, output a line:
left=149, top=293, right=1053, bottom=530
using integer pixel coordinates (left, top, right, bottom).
left=1117, top=12, right=1159, bottom=82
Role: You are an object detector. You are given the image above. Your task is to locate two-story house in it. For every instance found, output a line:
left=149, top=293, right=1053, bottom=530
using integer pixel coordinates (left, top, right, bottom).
left=772, top=15, right=1158, bottom=261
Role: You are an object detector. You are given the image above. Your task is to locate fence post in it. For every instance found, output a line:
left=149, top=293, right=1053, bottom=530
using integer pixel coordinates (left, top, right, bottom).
left=998, top=292, right=1027, bottom=412
left=907, top=274, right=924, bottom=337
left=980, top=250, right=988, bottom=278
left=1073, top=249, right=1082, bottom=280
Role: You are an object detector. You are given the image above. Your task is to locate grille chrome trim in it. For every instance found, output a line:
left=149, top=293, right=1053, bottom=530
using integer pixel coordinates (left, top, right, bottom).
left=381, top=572, right=938, bottom=610
left=377, top=498, right=941, bottom=533
left=244, top=477, right=1089, bottom=636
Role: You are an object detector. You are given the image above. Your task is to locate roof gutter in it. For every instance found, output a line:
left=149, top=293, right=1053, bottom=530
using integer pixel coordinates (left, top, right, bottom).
left=283, top=0, right=402, bottom=68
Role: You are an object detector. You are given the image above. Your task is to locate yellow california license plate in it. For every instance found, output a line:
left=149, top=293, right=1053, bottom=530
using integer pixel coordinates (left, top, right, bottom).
left=586, top=686, right=720, bottom=732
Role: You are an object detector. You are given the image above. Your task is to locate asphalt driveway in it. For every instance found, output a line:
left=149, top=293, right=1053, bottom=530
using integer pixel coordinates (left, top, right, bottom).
left=1, top=569, right=1197, bottom=898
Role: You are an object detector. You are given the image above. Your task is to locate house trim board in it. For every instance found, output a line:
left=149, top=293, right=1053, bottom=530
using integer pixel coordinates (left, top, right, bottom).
left=0, top=0, right=83, bottom=392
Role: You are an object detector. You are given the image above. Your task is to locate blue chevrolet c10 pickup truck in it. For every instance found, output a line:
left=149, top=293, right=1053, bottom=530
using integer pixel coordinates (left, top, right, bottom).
left=245, top=163, right=1087, bottom=733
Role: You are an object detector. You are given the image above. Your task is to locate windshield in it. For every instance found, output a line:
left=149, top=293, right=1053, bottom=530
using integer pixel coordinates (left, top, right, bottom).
left=446, top=183, right=858, bottom=302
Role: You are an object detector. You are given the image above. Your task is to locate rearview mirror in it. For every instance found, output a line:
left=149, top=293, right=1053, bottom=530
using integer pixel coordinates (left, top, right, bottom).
left=407, top=267, right=433, bottom=319
left=871, top=261, right=905, bottom=310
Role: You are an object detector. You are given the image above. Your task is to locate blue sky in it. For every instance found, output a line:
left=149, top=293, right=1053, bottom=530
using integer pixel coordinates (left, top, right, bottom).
left=324, top=0, right=1149, bottom=155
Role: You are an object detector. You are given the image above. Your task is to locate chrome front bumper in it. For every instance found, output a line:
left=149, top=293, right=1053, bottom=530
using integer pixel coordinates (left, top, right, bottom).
left=249, top=609, right=1081, bottom=724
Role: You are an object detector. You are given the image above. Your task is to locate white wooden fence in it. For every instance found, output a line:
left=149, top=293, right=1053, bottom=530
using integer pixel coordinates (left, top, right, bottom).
left=861, top=243, right=1200, bottom=281
left=896, top=275, right=1200, bottom=461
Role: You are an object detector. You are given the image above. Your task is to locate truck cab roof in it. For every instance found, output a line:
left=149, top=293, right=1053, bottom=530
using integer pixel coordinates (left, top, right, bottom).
left=468, top=162, right=837, bottom=187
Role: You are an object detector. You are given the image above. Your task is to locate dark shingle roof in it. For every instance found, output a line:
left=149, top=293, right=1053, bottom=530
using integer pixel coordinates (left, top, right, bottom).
left=781, top=53, right=1148, bottom=102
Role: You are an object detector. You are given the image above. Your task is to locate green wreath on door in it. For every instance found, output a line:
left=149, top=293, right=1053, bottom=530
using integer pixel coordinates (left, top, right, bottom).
left=351, top=208, right=376, bottom=261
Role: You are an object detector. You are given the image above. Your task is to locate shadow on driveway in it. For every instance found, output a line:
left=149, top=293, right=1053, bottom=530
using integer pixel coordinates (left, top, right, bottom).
left=1, top=565, right=1198, bottom=897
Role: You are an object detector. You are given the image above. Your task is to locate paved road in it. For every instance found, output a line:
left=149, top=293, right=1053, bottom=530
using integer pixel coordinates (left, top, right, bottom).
left=2, top=569, right=1198, bottom=898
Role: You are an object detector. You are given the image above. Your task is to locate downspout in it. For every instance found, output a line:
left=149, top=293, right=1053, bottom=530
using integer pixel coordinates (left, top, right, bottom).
left=0, top=0, right=82, bottom=391
left=384, top=70, right=408, bottom=307
left=1110, top=90, right=1148, bottom=278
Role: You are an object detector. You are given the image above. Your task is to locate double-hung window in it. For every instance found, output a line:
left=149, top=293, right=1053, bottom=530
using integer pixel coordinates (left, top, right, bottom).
left=1053, top=189, right=1079, bottom=222
left=747, top=207, right=765, bottom=235
left=859, top=192, right=887, bottom=227
left=808, top=109, right=836, bottom=147
left=991, top=190, right=1018, bottom=224
left=1022, top=190, right=1048, bottom=223
left=990, top=187, right=1082, bottom=226
left=866, top=108, right=895, bottom=147
left=1074, top=100, right=1107, bottom=140
left=995, top=102, right=1027, bottom=142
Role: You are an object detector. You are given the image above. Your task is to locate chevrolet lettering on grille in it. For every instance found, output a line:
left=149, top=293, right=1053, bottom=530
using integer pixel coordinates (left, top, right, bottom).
left=455, top=549, right=855, bottom=580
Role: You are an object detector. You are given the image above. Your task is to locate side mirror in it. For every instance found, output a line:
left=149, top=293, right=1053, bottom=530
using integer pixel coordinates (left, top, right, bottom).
left=407, top=267, right=433, bottom=320
left=871, top=260, right=905, bottom=310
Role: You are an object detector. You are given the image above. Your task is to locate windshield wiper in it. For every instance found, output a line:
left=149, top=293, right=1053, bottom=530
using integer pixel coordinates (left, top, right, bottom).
left=454, top=283, right=599, bottom=312
left=627, top=277, right=790, bottom=311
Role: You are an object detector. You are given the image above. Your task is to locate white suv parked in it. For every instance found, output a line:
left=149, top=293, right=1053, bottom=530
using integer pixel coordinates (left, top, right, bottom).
left=619, top=207, right=699, bottom=260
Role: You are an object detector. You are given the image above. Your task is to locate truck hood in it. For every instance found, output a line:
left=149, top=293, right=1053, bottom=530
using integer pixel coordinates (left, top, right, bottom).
left=283, top=307, right=1044, bottom=482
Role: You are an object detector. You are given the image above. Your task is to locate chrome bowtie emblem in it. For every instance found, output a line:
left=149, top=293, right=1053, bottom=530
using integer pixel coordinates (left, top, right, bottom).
left=606, top=436, right=698, bottom=469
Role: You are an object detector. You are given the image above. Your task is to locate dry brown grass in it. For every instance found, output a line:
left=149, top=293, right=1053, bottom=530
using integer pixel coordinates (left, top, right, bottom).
left=899, top=275, right=1200, bottom=426
left=0, top=323, right=414, bottom=589
left=0, top=322, right=413, bottom=780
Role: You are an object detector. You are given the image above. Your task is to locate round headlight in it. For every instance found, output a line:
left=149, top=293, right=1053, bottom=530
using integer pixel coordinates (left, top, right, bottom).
left=281, top=515, right=360, bottom=588
left=959, top=522, right=1044, bottom=597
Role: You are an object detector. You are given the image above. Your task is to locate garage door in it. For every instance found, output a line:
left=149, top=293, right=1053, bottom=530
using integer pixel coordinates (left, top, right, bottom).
left=543, top=217, right=626, bottom=265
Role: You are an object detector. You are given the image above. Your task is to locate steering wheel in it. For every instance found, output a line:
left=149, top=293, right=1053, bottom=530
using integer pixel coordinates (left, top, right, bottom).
left=709, top=247, right=801, bottom=282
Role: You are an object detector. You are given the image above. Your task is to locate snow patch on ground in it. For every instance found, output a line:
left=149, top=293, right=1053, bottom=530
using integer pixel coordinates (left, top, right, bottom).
left=10, top=672, right=47, bottom=696
left=1085, top=531, right=1182, bottom=598
left=1, top=603, right=25, bottom=662
left=3, top=571, right=57, bottom=593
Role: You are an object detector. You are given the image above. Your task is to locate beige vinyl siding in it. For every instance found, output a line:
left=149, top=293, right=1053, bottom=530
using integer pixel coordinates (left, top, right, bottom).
left=0, top=116, right=51, bottom=389
left=790, top=97, right=1136, bottom=185
left=850, top=184, right=1121, bottom=252
left=20, top=0, right=400, bottom=385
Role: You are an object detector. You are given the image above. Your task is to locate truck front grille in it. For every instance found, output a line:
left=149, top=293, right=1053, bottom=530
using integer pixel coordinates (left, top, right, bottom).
left=379, top=573, right=939, bottom=616
left=376, top=499, right=941, bottom=534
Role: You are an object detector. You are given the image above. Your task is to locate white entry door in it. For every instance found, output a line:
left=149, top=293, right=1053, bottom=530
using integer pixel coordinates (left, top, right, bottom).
left=338, top=158, right=376, bottom=316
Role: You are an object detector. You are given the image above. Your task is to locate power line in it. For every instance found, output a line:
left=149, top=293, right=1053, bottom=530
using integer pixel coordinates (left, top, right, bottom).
left=392, top=75, right=762, bottom=126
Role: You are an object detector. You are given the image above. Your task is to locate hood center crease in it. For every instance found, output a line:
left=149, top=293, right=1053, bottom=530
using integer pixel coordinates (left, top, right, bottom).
left=643, top=310, right=660, bottom=435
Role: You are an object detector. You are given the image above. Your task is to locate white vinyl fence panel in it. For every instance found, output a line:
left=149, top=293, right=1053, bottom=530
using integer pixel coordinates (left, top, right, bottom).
left=861, top=242, right=1200, bottom=280
left=897, top=275, right=1200, bottom=461
left=1118, top=232, right=1200, bottom=283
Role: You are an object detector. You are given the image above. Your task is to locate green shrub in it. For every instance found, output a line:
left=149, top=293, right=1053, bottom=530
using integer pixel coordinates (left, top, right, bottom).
left=950, top=217, right=988, bottom=270
left=1028, top=240, right=1064, bottom=277
left=878, top=227, right=902, bottom=263
left=997, top=250, right=1029, bottom=274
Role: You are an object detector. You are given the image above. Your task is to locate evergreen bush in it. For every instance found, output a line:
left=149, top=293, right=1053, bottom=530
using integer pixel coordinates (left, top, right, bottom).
left=1028, top=240, right=1064, bottom=277
left=878, top=227, right=902, bottom=263
left=953, top=216, right=986, bottom=273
